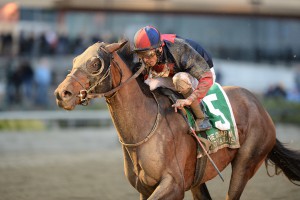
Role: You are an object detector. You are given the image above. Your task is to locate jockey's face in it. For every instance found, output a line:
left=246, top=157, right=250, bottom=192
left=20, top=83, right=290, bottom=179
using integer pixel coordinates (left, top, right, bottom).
left=137, top=47, right=162, bottom=67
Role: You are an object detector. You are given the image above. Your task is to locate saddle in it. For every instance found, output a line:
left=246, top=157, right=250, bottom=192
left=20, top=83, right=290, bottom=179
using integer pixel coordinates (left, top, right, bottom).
left=157, top=84, right=240, bottom=155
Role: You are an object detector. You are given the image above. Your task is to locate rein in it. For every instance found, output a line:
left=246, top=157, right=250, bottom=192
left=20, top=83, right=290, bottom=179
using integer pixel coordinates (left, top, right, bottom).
left=69, top=43, right=161, bottom=147
left=67, top=46, right=145, bottom=105
left=119, top=92, right=161, bottom=147
left=86, top=59, right=145, bottom=100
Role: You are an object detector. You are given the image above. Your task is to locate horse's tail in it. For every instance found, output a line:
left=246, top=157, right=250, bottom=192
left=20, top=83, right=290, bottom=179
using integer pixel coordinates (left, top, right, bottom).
left=265, top=139, right=300, bottom=185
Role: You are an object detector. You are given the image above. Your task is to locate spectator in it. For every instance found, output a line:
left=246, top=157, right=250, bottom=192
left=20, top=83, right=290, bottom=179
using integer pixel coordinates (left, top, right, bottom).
left=19, top=59, right=34, bottom=103
left=1, top=32, right=13, bottom=55
left=45, top=30, right=58, bottom=55
left=287, top=66, right=300, bottom=102
left=34, top=57, right=52, bottom=109
left=37, top=32, right=48, bottom=56
left=4, top=56, right=18, bottom=106
left=295, top=67, right=300, bottom=92
left=19, top=31, right=35, bottom=56
left=264, top=83, right=287, bottom=99
left=56, top=33, right=69, bottom=54
left=11, top=61, right=23, bottom=104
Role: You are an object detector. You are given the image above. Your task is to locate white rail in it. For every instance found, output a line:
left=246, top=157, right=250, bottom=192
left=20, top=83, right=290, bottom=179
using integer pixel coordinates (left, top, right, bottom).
left=0, top=110, right=111, bottom=120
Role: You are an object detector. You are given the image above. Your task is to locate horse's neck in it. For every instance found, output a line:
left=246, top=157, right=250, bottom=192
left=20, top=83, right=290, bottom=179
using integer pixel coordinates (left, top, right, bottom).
left=109, top=52, right=141, bottom=102
left=108, top=52, right=157, bottom=143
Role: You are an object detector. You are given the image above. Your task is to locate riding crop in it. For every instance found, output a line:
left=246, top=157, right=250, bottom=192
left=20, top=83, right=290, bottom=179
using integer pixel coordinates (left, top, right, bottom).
left=179, top=108, right=225, bottom=182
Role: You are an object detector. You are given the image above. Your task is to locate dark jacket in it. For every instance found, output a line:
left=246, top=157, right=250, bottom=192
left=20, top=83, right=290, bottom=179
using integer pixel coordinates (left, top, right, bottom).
left=157, top=34, right=212, bottom=81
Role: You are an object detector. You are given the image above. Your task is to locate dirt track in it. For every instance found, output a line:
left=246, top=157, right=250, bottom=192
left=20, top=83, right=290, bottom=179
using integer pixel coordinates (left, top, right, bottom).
left=0, top=124, right=299, bottom=200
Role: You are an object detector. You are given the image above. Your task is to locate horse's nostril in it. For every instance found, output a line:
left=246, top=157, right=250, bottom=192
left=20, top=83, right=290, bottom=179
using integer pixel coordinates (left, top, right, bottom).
left=62, top=90, right=73, bottom=99
left=55, top=91, right=63, bottom=101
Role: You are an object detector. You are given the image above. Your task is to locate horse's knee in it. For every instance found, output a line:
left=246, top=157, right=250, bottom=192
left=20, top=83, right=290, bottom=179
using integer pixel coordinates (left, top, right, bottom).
left=148, top=175, right=184, bottom=200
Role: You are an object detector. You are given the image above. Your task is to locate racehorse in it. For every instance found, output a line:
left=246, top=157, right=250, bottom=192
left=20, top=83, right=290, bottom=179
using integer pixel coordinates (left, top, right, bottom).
left=54, top=40, right=300, bottom=200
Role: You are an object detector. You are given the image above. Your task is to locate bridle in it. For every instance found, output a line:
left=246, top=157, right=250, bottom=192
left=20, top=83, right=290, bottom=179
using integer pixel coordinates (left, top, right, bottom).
left=67, top=43, right=145, bottom=105
left=66, top=43, right=162, bottom=148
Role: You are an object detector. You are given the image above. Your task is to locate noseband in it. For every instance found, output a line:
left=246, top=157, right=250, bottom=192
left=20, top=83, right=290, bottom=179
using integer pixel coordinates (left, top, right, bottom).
left=67, top=44, right=145, bottom=105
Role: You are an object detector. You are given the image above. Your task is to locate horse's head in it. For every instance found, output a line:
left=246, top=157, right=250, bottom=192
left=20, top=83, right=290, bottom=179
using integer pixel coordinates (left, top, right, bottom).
left=54, top=41, right=128, bottom=110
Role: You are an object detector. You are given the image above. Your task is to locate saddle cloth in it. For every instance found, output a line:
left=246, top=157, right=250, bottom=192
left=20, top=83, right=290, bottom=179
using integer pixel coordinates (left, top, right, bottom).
left=202, top=82, right=240, bottom=154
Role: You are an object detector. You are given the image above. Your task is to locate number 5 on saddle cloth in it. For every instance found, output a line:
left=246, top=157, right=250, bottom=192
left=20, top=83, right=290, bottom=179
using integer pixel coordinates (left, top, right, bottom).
left=158, top=83, right=240, bottom=156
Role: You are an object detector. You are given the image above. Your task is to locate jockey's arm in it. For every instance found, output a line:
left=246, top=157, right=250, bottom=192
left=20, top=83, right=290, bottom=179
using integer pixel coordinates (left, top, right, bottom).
left=178, top=44, right=213, bottom=102
left=169, top=40, right=213, bottom=110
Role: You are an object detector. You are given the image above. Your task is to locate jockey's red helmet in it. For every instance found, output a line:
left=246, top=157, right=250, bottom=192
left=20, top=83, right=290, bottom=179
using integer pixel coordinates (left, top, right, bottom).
left=133, top=26, right=161, bottom=52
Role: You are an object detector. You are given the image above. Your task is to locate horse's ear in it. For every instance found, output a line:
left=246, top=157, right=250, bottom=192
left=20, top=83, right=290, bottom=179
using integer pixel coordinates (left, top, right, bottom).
left=106, top=40, right=128, bottom=53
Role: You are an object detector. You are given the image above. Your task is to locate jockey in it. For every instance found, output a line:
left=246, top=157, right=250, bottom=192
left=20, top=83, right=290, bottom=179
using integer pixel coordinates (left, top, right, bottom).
left=133, top=25, right=214, bottom=132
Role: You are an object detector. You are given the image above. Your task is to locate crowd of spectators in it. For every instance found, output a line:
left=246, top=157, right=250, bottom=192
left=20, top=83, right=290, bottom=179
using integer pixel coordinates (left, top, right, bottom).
left=0, top=30, right=118, bottom=57
left=1, top=29, right=300, bottom=111
left=0, top=30, right=119, bottom=110
left=3, top=57, right=54, bottom=110
left=263, top=69, right=300, bottom=103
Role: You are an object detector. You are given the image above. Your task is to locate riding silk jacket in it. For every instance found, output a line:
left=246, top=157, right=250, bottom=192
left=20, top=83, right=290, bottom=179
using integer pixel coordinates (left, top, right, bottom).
left=148, top=34, right=214, bottom=101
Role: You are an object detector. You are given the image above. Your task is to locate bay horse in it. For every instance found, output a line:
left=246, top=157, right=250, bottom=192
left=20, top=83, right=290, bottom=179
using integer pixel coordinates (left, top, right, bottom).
left=54, top=40, right=300, bottom=200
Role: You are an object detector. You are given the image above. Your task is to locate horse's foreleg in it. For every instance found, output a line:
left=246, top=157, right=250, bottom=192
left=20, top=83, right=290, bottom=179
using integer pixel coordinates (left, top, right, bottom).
left=147, top=174, right=184, bottom=200
left=140, top=193, right=148, bottom=200
left=122, top=146, right=138, bottom=188
left=191, top=183, right=212, bottom=200
left=123, top=147, right=153, bottom=197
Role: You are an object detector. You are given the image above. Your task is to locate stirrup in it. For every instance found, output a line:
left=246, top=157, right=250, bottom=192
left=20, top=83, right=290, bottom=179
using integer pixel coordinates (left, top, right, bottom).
left=195, top=118, right=212, bottom=132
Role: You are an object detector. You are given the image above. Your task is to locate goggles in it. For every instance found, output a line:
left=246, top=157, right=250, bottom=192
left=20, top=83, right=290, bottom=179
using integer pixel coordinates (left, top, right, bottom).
left=136, top=50, right=156, bottom=59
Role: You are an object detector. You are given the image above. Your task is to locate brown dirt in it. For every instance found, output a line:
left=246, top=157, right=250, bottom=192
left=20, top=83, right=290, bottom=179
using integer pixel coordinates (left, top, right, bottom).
left=0, top=124, right=299, bottom=200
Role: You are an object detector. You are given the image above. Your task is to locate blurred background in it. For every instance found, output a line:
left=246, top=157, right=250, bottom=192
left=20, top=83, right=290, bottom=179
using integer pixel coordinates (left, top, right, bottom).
left=0, top=0, right=300, bottom=122
left=0, top=1, right=300, bottom=200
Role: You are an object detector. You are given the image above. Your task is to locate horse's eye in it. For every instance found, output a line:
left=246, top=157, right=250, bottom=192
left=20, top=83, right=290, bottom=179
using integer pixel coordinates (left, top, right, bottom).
left=87, top=58, right=102, bottom=74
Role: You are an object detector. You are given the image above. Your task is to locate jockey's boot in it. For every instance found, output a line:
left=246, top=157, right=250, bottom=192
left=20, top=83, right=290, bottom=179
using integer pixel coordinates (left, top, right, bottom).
left=190, top=101, right=212, bottom=132
left=182, top=88, right=212, bottom=132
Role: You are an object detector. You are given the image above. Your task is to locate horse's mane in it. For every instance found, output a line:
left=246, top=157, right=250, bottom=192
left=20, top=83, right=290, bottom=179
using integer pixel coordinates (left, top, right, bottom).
left=117, top=38, right=154, bottom=98
left=118, top=38, right=135, bottom=70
